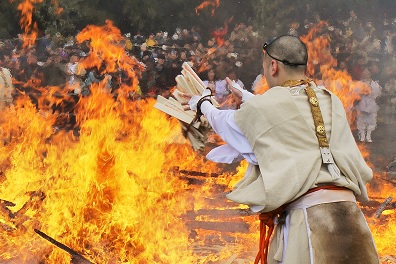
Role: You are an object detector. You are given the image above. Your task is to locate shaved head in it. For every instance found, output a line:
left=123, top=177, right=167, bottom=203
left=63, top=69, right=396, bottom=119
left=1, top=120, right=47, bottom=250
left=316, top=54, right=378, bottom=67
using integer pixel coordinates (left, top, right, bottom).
left=264, top=35, right=308, bottom=72
left=262, top=35, right=309, bottom=87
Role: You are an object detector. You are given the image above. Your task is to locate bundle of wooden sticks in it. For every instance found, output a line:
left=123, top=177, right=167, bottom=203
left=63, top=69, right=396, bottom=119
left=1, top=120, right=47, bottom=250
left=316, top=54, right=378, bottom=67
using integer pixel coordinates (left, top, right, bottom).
left=154, top=62, right=218, bottom=151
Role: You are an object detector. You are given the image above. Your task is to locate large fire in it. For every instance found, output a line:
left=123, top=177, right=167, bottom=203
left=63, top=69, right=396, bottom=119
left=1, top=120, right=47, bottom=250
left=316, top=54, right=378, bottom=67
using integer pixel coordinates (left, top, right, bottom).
left=0, top=18, right=394, bottom=264
left=0, top=20, right=209, bottom=263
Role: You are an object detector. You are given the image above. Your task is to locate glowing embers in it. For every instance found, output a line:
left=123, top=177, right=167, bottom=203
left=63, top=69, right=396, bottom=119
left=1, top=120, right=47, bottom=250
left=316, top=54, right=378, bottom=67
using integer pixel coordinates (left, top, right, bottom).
left=365, top=174, right=396, bottom=257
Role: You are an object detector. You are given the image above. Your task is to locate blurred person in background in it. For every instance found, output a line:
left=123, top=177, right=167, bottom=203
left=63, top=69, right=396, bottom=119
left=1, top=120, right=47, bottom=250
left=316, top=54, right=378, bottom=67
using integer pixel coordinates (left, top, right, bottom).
left=202, top=68, right=224, bottom=104
left=355, top=68, right=382, bottom=142
left=217, top=67, right=245, bottom=109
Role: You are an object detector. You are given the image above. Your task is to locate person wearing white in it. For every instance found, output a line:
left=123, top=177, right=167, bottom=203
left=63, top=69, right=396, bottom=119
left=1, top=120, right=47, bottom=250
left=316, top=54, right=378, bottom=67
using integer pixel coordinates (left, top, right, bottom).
left=202, top=68, right=227, bottom=105
left=355, top=68, right=382, bottom=142
left=66, top=54, right=86, bottom=94
left=215, top=68, right=245, bottom=110
left=185, top=35, right=378, bottom=264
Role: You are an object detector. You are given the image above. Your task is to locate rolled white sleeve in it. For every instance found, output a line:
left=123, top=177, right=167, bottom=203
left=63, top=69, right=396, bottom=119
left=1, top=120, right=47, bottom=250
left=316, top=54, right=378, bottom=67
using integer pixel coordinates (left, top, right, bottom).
left=200, top=101, right=257, bottom=164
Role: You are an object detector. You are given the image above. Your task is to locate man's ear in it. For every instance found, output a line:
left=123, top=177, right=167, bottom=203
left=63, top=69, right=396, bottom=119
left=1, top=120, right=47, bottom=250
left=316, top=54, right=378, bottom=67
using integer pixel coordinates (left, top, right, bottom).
left=270, top=60, right=278, bottom=77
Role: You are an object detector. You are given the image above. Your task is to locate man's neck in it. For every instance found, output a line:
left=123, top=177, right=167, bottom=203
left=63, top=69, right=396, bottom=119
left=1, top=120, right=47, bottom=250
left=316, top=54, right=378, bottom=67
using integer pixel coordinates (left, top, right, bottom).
left=278, top=74, right=308, bottom=86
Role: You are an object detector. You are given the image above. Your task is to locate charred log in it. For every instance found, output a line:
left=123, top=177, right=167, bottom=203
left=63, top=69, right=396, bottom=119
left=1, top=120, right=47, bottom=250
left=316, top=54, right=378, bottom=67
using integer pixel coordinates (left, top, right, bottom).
left=0, top=199, right=16, bottom=207
left=34, top=229, right=93, bottom=264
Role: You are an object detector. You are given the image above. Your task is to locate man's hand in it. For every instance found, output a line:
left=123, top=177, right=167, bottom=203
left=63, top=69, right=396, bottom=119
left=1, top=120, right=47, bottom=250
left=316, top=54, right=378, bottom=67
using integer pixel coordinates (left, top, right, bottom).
left=180, top=88, right=212, bottom=111
left=226, top=77, right=243, bottom=106
left=226, top=77, right=243, bottom=100
left=226, top=77, right=254, bottom=103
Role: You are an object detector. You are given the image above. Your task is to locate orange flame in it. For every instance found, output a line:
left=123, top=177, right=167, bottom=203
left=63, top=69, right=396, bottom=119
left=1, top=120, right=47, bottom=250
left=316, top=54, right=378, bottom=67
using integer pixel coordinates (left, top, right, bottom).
left=366, top=178, right=396, bottom=257
left=195, top=0, right=221, bottom=16
left=253, top=76, right=269, bottom=95
left=211, top=17, right=233, bottom=47
left=0, top=96, right=207, bottom=262
left=51, top=0, right=63, bottom=15
left=14, top=0, right=43, bottom=48
left=76, top=20, right=144, bottom=98
left=10, top=0, right=63, bottom=47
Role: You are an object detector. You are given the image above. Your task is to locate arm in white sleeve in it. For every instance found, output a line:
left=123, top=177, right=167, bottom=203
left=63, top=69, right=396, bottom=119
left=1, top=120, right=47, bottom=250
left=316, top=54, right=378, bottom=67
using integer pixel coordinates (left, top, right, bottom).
left=241, top=89, right=255, bottom=102
left=200, top=101, right=257, bottom=164
left=229, top=79, right=254, bottom=102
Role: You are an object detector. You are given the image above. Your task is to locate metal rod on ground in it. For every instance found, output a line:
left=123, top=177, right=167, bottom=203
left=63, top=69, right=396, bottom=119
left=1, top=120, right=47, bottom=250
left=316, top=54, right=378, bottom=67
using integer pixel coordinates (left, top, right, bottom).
left=34, top=229, right=93, bottom=264
left=375, top=196, right=393, bottom=218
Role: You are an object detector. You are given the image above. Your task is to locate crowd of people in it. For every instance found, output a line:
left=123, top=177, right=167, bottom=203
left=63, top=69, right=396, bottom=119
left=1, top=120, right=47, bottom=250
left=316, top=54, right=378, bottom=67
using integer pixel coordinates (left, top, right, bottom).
left=0, top=8, right=395, bottom=139
left=130, top=23, right=262, bottom=99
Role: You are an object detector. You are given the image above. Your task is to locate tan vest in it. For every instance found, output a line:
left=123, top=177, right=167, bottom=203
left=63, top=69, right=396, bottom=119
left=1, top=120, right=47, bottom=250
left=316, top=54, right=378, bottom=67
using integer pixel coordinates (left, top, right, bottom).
left=228, top=84, right=372, bottom=212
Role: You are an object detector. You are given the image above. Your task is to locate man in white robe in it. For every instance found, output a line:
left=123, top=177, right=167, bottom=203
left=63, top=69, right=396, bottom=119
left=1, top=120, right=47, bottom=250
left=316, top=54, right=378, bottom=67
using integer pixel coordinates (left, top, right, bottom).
left=184, top=35, right=379, bottom=264
left=355, top=68, right=382, bottom=142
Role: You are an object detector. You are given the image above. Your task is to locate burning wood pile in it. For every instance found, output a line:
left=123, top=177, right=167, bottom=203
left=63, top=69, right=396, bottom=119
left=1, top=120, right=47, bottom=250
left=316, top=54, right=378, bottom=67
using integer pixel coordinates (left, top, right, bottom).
left=154, top=62, right=219, bottom=151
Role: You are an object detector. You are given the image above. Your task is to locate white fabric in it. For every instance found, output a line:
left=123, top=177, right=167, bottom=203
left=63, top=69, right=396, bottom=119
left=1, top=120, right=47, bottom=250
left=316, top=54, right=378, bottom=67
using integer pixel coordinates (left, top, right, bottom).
left=207, top=79, right=229, bottom=101
left=289, top=86, right=341, bottom=181
left=355, top=80, right=382, bottom=131
left=205, top=144, right=243, bottom=163
left=187, top=88, right=211, bottom=111
left=200, top=85, right=345, bottom=214
left=285, top=188, right=356, bottom=211
left=200, top=101, right=257, bottom=164
left=203, top=80, right=227, bottom=104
